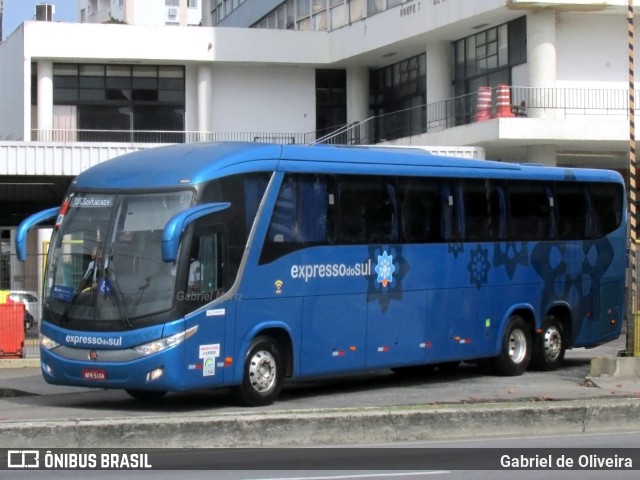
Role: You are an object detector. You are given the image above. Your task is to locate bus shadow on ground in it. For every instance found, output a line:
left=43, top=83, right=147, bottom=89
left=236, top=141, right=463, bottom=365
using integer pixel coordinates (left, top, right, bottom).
left=9, top=357, right=595, bottom=414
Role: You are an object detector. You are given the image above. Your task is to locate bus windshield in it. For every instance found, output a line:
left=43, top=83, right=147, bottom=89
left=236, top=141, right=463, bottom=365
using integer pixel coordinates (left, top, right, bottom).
left=45, top=191, right=193, bottom=325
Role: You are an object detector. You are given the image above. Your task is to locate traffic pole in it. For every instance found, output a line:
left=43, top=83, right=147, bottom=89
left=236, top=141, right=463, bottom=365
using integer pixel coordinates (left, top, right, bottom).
left=627, top=0, right=639, bottom=356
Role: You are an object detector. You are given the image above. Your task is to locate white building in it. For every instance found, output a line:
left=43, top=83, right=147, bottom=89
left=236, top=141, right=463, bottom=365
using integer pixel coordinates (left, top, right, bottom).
left=79, top=0, right=202, bottom=26
left=0, top=0, right=637, bottom=289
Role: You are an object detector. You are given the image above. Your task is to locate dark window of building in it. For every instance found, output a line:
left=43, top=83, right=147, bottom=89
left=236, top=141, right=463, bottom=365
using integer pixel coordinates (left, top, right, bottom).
left=453, top=17, right=526, bottom=100
left=316, top=69, right=347, bottom=138
left=49, top=63, right=185, bottom=142
left=370, top=53, right=426, bottom=142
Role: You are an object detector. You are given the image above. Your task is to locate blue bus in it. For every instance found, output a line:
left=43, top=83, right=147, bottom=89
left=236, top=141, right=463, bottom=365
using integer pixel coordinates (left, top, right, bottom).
left=17, top=142, right=626, bottom=405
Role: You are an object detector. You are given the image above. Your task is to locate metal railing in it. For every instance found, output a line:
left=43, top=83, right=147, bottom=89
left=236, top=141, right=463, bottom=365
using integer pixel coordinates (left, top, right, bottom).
left=30, top=129, right=315, bottom=145
left=24, top=87, right=639, bottom=148
left=315, top=86, right=638, bottom=145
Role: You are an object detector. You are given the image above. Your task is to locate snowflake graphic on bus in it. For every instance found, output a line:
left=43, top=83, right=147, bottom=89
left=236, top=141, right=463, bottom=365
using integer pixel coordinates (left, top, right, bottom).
left=375, top=250, right=396, bottom=287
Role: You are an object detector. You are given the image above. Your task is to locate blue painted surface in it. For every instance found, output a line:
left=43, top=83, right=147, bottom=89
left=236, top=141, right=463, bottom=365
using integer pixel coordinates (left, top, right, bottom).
left=30, top=142, right=627, bottom=393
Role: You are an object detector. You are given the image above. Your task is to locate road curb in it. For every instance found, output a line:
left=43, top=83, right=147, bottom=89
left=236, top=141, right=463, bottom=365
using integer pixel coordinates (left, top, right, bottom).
left=2, top=397, right=640, bottom=448
left=0, top=358, right=39, bottom=368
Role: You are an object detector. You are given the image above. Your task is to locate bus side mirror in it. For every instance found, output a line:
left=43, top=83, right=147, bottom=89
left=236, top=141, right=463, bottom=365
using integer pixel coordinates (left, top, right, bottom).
left=15, top=207, right=60, bottom=262
left=162, top=202, right=230, bottom=263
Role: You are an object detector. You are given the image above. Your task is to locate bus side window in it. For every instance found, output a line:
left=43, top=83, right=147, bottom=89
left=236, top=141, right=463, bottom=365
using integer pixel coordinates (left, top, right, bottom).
left=556, top=183, right=588, bottom=240
left=458, top=179, right=505, bottom=242
left=188, top=226, right=226, bottom=295
left=590, top=183, right=623, bottom=238
left=399, top=177, right=441, bottom=243
left=337, top=176, right=398, bottom=245
left=441, top=183, right=455, bottom=241
left=260, top=174, right=333, bottom=264
left=507, top=181, right=552, bottom=241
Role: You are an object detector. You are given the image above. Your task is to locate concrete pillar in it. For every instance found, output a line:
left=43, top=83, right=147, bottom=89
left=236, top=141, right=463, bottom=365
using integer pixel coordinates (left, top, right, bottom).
left=426, top=42, right=450, bottom=105
left=346, top=66, right=369, bottom=144
left=197, top=64, right=213, bottom=141
left=527, top=144, right=557, bottom=166
left=426, top=42, right=451, bottom=134
left=527, top=9, right=556, bottom=118
left=36, top=60, right=54, bottom=141
left=526, top=10, right=557, bottom=166
left=346, top=66, right=369, bottom=123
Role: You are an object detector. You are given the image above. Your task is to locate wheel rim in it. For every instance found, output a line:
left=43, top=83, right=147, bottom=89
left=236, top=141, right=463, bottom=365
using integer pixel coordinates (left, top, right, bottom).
left=508, top=329, right=527, bottom=364
left=248, top=349, right=277, bottom=394
left=543, top=325, right=562, bottom=362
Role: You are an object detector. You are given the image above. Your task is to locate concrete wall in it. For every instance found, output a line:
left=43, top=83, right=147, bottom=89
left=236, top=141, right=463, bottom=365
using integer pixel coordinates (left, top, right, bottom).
left=209, top=64, right=316, bottom=135
left=0, top=28, right=27, bottom=140
left=556, top=12, right=629, bottom=89
left=19, top=21, right=328, bottom=65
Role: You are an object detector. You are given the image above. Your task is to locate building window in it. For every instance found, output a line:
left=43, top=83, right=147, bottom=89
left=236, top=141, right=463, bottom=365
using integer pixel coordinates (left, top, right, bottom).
left=165, top=0, right=179, bottom=6
left=453, top=17, right=526, bottom=96
left=188, top=0, right=198, bottom=7
left=49, top=63, right=185, bottom=142
left=316, top=69, right=346, bottom=137
left=211, top=0, right=246, bottom=25
left=369, top=53, right=426, bottom=142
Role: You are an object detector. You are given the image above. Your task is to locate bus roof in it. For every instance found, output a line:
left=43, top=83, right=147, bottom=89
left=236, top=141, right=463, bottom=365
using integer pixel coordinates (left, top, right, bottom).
left=71, top=142, right=623, bottom=190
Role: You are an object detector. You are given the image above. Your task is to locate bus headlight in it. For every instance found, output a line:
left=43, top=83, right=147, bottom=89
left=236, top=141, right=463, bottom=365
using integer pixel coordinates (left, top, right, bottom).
left=134, top=325, right=198, bottom=356
left=40, top=334, right=60, bottom=350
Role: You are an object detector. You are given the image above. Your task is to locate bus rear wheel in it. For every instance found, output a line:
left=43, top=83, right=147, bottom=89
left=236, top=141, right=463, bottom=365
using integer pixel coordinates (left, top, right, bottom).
left=531, top=316, right=565, bottom=371
left=493, top=316, right=531, bottom=376
left=234, top=336, right=284, bottom=407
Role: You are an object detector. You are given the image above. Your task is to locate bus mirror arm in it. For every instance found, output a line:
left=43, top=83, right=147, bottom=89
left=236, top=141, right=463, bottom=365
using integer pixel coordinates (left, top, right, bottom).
left=162, top=202, right=231, bottom=263
left=15, top=207, right=60, bottom=262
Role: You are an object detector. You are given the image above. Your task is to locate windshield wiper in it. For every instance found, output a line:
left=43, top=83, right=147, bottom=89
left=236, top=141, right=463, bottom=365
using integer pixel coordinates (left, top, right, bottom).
left=103, top=246, right=133, bottom=329
left=59, top=254, right=98, bottom=326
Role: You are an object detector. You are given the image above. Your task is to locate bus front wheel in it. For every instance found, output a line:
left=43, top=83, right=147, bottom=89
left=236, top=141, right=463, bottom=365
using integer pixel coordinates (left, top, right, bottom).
left=493, top=316, right=531, bottom=376
left=531, top=316, right=565, bottom=371
left=234, top=336, right=284, bottom=407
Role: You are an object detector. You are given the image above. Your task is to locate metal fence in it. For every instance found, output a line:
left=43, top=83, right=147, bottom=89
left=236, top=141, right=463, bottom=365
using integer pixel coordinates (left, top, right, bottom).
left=24, top=87, right=640, bottom=148
left=30, top=129, right=315, bottom=145
left=316, top=86, right=638, bottom=145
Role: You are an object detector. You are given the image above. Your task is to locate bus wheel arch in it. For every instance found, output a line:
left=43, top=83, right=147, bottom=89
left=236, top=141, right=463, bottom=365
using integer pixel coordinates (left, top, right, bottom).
left=531, top=307, right=570, bottom=371
left=233, top=329, right=293, bottom=407
left=493, top=311, right=533, bottom=376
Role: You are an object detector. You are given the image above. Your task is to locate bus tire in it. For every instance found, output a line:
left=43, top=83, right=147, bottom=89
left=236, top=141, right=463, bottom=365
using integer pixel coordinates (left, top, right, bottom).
left=234, top=336, right=283, bottom=407
left=125, top=389, right=167, bottom=401
left=493, top=316, right=531, bottom=376
left=531, top=316, right=565, bottom=371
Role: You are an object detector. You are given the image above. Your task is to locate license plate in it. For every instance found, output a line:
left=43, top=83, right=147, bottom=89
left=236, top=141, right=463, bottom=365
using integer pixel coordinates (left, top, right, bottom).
left=82, top=368, right=107, bottom=381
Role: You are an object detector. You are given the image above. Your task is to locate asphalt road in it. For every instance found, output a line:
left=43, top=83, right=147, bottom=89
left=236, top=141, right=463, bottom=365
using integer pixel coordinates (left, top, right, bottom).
left=1, top=335, right=636, bottom=422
